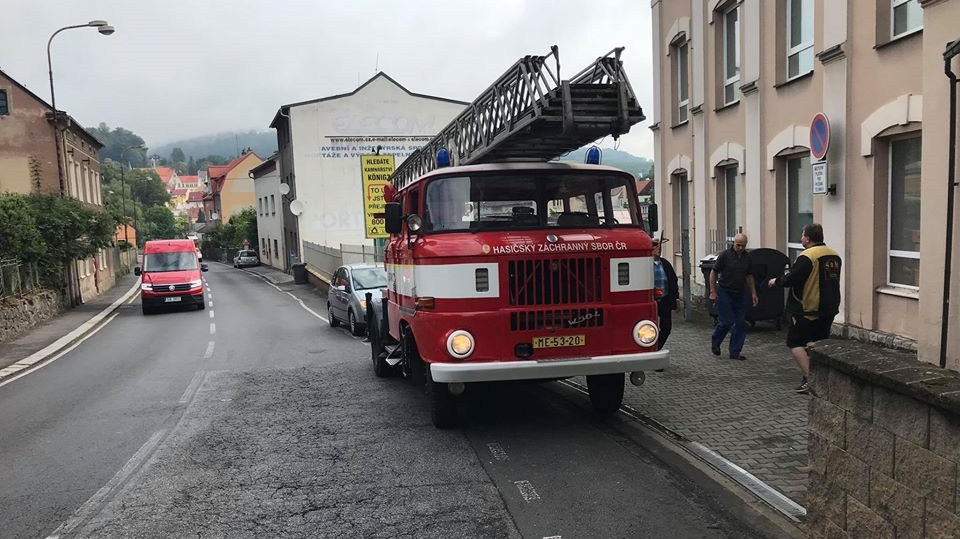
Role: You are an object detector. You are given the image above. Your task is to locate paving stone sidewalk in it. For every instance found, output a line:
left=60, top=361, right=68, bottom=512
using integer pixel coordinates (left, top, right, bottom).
left=620, top=307, right=811, bottom=505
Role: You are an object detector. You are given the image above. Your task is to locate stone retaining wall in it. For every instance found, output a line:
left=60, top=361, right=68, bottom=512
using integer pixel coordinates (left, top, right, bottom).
left=807, top=339, right=960, bottom=539
left=0, top=290, right=63, bottom=343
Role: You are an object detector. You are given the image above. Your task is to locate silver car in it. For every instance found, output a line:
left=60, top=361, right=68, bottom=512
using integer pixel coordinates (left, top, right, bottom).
left=233, top=249, right=259, bottom=268
left=327, top=263, right=388, bottom=336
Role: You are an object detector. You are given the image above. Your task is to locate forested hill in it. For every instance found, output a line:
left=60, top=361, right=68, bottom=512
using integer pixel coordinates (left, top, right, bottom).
left=151, top=131, right=278, bottom=161
left=554, top=147, right=653, bottom=179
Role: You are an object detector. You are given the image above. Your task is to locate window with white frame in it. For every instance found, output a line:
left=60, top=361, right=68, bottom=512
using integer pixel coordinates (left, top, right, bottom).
left=786, top=0, right=814, bottom=79
left=722, top=166, right=744, bottom=240
left=722, top=4, right=740, bottom=105
left=891, top=0, right=922, bottom=39
left=888, top=135, right=922, bottom=287
left=786, top=156, right=813, bottom=260
left=674, top=40, right=689, bottom=124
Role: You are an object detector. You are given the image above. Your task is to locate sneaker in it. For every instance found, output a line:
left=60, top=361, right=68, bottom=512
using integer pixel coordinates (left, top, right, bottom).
left=729, top=354, right=747, bottom=360
left=795, top=377, right=809, bottom=394
left=711, top=344, right=721, bottom=356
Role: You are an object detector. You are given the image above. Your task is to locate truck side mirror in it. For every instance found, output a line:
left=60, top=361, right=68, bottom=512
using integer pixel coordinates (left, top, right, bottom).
left=647, top=204, right=659, bottom=235
left=385, top=202, right=402, bottom=234
left=134, top=267, right=141, bottom=276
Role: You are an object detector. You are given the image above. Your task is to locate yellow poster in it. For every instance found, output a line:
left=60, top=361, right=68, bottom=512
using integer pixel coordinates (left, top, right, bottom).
left=360, top=155, right=395, bottom=238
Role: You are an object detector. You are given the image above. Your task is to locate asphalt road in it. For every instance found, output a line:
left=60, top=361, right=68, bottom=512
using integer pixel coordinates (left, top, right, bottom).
left=0, top=263, right=774, bottom=539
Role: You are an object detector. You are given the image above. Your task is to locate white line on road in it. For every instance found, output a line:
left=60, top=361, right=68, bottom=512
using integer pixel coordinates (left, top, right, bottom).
left=210, top=323, right=216, bottom=335
left=208, top=301, right=213, bottom=308
left=514, top=480, right=542, bottom=503
left=245, top=271, right=327, bottom=321
left=0, top=313, right=119, bottom=389
left=45, top=430, right=167, bottom=539
left=179, top=370, right=206, bottom=403
left=487, top=442, right=510, bottom=461
left=209, top=310, right=214, bottom=318
left=203, top=341, right=215, bottom=360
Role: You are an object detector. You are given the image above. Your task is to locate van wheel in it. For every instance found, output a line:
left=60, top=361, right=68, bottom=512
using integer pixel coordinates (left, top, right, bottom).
left=197, top=301, right=205, bottom=311
left=327, top=304, right=340, bottom=327
left=586, top=373, right=625, bottom=415
left=141, top=303, right=152, bottom=315
left=427, top=369, right=458, bottom=429
left=348, top=310, right=364, bottom=336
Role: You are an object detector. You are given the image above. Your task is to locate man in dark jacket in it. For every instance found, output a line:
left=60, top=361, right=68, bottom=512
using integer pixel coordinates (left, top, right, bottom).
left=767, top=223, right=842, bottom=394
left=653, top=238, right=679, bottom=350
left=709, top=233, right=759, bottom=360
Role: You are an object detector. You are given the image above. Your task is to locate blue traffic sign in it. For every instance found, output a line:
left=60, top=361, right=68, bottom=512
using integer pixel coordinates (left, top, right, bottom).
left=810, top=113, right=830, bottom=161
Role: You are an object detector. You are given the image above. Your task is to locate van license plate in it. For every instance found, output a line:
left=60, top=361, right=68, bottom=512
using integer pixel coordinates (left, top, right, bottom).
left=532, top=335, right=586, bottom=348
left=164, top=297, right=182, bottom=303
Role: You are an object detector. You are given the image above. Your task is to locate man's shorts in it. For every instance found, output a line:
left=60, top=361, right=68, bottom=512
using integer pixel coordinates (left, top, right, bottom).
left=786, top=315, right=835, bottom=348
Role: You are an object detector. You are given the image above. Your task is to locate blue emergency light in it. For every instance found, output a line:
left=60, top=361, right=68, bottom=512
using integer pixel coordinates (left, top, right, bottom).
left=585, top=146, right=602, bottom=165
left=437, top=148, right=451, bottom=167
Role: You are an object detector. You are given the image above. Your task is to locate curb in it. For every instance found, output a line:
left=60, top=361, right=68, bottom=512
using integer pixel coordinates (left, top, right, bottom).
left=0, top=280, right=141, bottom=383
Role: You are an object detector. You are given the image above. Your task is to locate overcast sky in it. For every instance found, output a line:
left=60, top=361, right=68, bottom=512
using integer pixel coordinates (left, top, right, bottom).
left=4, top=0, right=654, bottom=157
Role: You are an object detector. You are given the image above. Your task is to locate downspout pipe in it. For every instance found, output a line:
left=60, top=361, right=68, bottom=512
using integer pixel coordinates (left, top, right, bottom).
left=941, top=39, right=960, bottom=368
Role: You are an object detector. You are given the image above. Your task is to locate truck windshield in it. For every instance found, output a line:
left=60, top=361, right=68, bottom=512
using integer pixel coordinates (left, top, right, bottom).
left=422, top=172, right=641, bottom=232
left=143, top=252, right=199, bottom=272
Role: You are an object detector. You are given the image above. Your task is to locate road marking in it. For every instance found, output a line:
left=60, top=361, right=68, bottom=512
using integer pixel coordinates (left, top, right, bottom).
left=210, top=323, right=216, bottom=335
left=179, top=371, right=205, bottom=403
left=203, top=341, right=215, bottom=359
left=208, top=301, right=213, bottom=308
left=513, top=480, right=541, bottom=503
left=244, top=270, right=326, bottom=321
left=209, top=310, right=214, bottom=318
left=0, top=313, right=119, bottom=389
left=487, top=442, right=509, bottom=461
left=44, top=430, right=167, bottom=539
left=543, top=536, right=562, bottom=538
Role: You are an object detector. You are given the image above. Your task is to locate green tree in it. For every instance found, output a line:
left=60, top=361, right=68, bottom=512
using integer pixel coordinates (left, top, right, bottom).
left=0, top=195, right=46, bottom=260
left=87, top=123, right=148, bottom=166
left=174, top=213, right=194, bottom=237
left=142, top=206, right=177, bottom=242
left=129, top=170, right=171, bottom=207
left=170, top=147, right=186, bottom=163
left=187, top=156, right=197, bottom=175
left=227, top=207, right=258, bottom=248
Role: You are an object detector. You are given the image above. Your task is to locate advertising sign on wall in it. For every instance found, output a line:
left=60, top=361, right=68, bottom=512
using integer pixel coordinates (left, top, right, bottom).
left=360, top=155, right=395, bottom=239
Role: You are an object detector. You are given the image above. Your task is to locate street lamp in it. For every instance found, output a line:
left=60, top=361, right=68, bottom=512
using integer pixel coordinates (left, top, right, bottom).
left=120, top=144, right=144, bottom=249
left=47, top=20, right=115, bottom=196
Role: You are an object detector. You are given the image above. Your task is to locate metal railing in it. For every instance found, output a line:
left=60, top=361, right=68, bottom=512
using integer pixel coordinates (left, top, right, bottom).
left=0, top=259, right=40, bottom=298
left=303, top=241, right=383, bottom=282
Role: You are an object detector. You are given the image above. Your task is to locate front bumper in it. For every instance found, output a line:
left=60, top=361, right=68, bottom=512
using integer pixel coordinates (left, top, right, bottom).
left=142, top=292, right=205, bottom=307
left=430, top=349, right=669, bottom=383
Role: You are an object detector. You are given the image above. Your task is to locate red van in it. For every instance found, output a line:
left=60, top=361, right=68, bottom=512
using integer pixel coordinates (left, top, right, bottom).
left=135, top=239, right=208, bottom=314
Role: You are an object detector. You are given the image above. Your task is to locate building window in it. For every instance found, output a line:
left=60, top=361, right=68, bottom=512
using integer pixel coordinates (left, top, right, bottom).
left=722, top=4, right=740, bottom=105
left=891, top=0, right=921, bottom=39
left=273, top=239, right=278, bottom=259
left=786, top=156, right=813, bottom=260
left=0, top=90, right=8, bottom=115
left=888, top=135, right=922, bottom=288
left=270, top=194, right=276, bottom=214
left=786, top=0, right=813, bottom=80
left=673, top=39, right=689, bottom=124
left=723, top=167, right=744, bottom=240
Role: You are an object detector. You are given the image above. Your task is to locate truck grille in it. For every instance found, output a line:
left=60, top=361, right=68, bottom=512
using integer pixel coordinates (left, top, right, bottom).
left=155, top=283, right=193, bottom=292
left=510, top=308, right=605, bottom=331
left=507, top=257, right=602, bottom=306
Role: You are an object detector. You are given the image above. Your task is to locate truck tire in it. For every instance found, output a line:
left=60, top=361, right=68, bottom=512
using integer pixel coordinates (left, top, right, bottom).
left=327, top=304, right=340, bottom=328
left=402, top=327, right=426, bottom=388
left=586, top=373, right=625, bottom=415
left=427, top=370, right=458, bottom=429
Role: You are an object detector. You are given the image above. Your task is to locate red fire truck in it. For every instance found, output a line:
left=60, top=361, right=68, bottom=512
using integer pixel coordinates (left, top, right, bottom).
left=365, top=47, right=668, bottom=428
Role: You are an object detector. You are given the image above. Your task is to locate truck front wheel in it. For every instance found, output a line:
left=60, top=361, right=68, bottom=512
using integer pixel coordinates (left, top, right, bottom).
left=586, top=373, right=625, bottom=415
left=427, top=369, right=458, bottom=429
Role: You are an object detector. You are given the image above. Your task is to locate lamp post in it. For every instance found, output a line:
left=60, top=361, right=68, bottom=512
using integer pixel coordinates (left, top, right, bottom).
left=47, top=20, right=115, bottom=196
left=120, top=144, right=144, bottom=249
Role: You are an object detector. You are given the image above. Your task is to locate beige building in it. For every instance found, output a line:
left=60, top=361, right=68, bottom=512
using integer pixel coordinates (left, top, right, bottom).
left=652, top=0, right=960, bottom=368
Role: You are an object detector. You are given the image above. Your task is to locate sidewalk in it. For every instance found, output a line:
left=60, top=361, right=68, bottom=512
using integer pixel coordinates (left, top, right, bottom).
left=0, top=264, right=811, bottom=510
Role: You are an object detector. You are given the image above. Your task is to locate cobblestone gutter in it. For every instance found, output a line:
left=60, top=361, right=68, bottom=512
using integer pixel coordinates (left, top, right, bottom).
left=807, top=339, right=960, bottom=538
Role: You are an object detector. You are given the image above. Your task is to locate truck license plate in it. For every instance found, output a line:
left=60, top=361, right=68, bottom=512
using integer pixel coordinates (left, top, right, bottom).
left=532, top=335, right=586, bottom=349
left=164, top=297, right=182, bottom=303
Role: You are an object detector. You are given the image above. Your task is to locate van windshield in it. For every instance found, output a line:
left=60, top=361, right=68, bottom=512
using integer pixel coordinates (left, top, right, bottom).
left=422, top=171, right=641, bottom=232
left=143, top=252, right=199, bottom=272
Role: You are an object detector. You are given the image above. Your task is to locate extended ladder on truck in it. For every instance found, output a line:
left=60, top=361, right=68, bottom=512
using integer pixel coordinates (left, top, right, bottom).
left=389, top=45, right=646, bottom=190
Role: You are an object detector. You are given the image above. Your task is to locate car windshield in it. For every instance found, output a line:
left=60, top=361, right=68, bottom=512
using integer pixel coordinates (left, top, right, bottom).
left=351, top=267, right=387, bottom=290
left=143, top=252, right=199, bottom=272
left=422, top=171, right=642, bottom=232
left=239, top=251, right=257, bottom=257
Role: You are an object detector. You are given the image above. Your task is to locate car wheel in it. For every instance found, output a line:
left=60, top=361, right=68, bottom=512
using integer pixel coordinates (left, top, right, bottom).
left=348, top=310, right=364, bottom=336
left=327, top=304, right=340, bottom=327
left=586, top=373, right=625, bottom=415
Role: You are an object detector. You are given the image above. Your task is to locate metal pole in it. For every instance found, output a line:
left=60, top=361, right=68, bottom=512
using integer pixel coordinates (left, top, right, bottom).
left=940, top=39, right=960, bottom=368
left=121, top=162, right=128, bottom=246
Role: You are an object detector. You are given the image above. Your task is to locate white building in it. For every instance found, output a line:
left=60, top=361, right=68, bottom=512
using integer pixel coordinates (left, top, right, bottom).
left=269, top=72, right=467, bottom=271
left=251, top=153, right=286, bottom=271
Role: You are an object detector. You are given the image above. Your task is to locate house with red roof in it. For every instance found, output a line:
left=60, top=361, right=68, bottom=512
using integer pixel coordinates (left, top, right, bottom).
left=200, top=150, right=263, bottom=227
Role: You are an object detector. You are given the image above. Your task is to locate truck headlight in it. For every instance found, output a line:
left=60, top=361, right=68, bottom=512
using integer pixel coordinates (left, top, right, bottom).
left=140, top=283, right=152, bottom=291
left=446, top=330, right=475, bottom=359
left=189, top=279, right=202, bottom=289
left=633, top=320, right=659, bottom=347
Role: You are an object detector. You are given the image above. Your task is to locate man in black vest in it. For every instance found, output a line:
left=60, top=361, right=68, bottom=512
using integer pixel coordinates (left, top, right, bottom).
left=652, top=237, right=679, bottom=350
left=709, top=233, right=759, bottom=360
left=768, top=223, right=842, bottom=394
